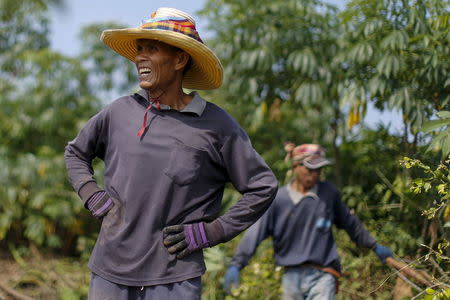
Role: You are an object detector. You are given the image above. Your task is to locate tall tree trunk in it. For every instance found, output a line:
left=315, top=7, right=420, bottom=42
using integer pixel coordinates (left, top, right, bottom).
left=402, top=108, right=410, bottom=155
left=331, top=100, right=342, bottom=188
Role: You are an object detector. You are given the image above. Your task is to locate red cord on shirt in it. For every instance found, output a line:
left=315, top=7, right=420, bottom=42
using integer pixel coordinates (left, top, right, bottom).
left=137, top=98, right=161, bottom=137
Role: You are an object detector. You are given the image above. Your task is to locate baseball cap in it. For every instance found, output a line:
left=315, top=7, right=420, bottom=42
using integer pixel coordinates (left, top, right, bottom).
left=290, top=144, right=331, bottom=169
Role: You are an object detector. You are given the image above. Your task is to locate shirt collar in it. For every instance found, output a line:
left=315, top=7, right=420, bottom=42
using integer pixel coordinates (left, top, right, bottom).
left=136, top=89, right=206, bottom=116
left=287, top=182, right=319, bottom=205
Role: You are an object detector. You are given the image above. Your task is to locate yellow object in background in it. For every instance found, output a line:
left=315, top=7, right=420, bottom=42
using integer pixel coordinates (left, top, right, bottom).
left=347, top=103, right=361, bottom=129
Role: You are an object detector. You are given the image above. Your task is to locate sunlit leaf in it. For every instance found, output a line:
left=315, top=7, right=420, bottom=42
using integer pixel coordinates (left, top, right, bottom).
left=422, top=119, right=450, bottom=132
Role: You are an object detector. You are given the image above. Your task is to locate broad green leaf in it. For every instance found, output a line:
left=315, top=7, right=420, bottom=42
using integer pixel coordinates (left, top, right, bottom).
left=436, top=111, right=450, bottom=119
left=381, top=30, right=409, bottom=51
left=376, top=54, right=402, bottom=77
left=426, top=132, right=448, bottom=152
left=422, top=119, right=450, bottom=132
left=442, top=133, right=450, bottom=158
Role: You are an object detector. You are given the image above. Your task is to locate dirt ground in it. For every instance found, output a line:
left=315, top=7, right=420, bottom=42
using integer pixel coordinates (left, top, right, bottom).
left=0, top=248, right=441, bottom=300
left=0, top=258, right=23, bottom=300
left=0, top=255, right=412, bottom=300
left=0, top=257, right=40, bottom=300
left=0, top=249, right=89, bottom=300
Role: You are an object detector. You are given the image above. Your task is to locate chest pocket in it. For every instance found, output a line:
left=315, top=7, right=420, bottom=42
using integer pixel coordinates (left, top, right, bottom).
left=314, top=200, right=332, bottom=233
left=164, top=141, right=205, bottom=185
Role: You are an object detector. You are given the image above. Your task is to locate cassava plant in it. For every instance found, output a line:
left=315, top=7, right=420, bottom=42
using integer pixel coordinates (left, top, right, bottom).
left=400, top=156, right=450, bottom=298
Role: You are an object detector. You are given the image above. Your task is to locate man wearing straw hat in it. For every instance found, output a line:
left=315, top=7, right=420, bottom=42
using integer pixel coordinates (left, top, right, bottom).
left=223, top=143, right=393, bottom=300
left=64, top=7, right=278, bottom=299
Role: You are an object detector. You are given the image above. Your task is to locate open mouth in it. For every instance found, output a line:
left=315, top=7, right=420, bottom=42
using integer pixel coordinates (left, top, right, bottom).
left=139, top=67, right=152, bottom=75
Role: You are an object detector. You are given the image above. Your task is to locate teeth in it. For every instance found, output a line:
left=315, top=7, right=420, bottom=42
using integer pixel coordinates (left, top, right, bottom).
left=139, top=68, right=151, bottom=75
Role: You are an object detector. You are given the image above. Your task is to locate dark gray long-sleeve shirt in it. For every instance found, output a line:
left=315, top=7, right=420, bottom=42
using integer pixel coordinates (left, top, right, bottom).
left=230, top=182, right=376, bottom=272
left=64, top=91, right=278, bottom=286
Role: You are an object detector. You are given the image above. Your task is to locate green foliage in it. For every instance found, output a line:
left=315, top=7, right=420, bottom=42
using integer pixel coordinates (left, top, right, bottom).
left=226, top=240, right=282, bottom=300
left=422, top=287, right=450, bottom=300
left=401, top=156, right=450, bottom=218
left=1, top=0, right=449, bottom=298
left=79, top=23, right=137, bottom=96
left=340, top=0, right=450, bottom=135
left=422, top=111, right=450, bottom=158
left=199, top=0, right=449, bottom=298
left=201, top=226, right=399, bottom=300
left=335, top=230, right=395, bottom=299
left=199, top=0, right=343, bottom=147
left=0, top=0, right=134, bottom=254
left=400, top=156, right=450, bottom=297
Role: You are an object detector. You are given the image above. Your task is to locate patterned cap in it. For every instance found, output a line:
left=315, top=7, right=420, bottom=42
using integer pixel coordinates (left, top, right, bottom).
left=288, top=143, right=331, bottom=169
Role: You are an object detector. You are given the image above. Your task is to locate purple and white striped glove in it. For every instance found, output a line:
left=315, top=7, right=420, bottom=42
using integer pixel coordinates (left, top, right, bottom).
left=163, top=222, right=215, bottom=259
left=86, top=191, right=114, bottom=218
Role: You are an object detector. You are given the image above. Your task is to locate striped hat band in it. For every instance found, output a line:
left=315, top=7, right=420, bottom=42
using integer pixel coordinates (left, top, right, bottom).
left=140, top=17, right=203, bottom=43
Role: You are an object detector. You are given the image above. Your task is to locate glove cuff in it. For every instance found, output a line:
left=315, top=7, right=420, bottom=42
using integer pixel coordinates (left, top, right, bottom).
left=203, top=219, right=225, bottom=247
left=185, top=223, right=210, bottom=251
left=79, top=181, right=103, bottom=204
left=86, top=191, right=113, bottom=218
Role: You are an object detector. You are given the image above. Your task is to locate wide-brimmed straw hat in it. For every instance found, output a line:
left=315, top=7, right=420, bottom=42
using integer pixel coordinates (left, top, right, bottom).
left=100, top=7, right=223, bottom=90
left=285, top=143, right=332, bottom=169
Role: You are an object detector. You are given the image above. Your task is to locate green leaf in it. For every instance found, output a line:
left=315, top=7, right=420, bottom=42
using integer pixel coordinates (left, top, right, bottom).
left=427, top=136, right=444, bottom=153
left=30, top=193, right=46, bottom=209
left=422, top=119, right=450, bottom=132
left=445, top=77, right=450, bottom=88
left=350, top=43, right=374, bottom=63
left=24, top=216, right=46, bottom=245
left=436, top=111, right=450, bottom=119
left=363, top=19, right=383, bottom=36
left=376, top=54, right=402, bottom=77
left=369, top=76, right=387, bottom=95
left=437, top=184, right=447, bottom=194
left=380, top=30, right=409, bottom=50
left=412, top=178, right=424, bottom=186
left=442, top=134, right=450, bottom=158
left=59, top=287, right=80, bottom=300
left=47, top=234, right=62, bottom=248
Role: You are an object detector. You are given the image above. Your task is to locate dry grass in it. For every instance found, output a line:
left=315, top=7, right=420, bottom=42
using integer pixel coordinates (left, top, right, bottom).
left=0, top=247, right=89, bottom=300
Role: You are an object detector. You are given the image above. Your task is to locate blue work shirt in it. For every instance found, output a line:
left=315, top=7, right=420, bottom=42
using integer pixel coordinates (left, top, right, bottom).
left=230, top=182, right=376, bottom=272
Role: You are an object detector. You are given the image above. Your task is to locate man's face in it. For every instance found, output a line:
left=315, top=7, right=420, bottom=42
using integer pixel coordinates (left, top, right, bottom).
left=134, top=39, right=181, bottom=91
left=293, top=163, right=321, bottom=190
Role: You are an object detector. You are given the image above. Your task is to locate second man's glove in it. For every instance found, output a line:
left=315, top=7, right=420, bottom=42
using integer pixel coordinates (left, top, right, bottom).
left=223, top=266, right=240, bottom=294
left=373, top=244, right=393, bottom=264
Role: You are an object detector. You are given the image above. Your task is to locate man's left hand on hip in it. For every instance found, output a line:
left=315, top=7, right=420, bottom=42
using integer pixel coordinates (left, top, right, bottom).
left=163, top=223, right=210, bottom=259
